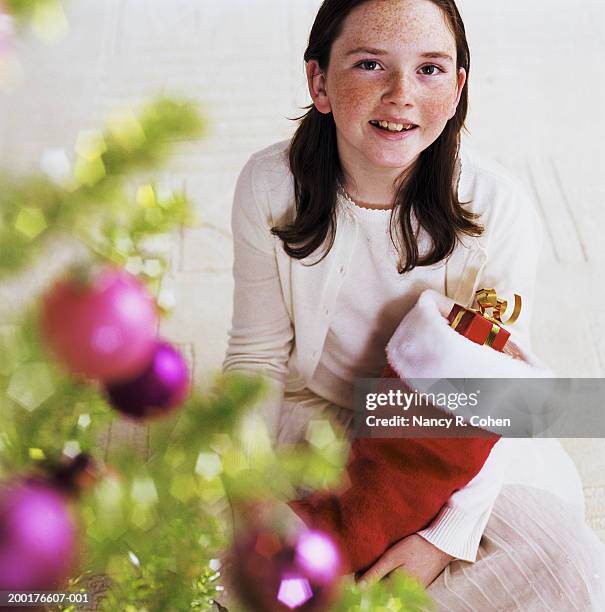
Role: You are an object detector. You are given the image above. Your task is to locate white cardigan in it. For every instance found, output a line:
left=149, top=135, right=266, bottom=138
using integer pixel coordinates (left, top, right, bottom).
left=223, top=139, right=584, bottom=561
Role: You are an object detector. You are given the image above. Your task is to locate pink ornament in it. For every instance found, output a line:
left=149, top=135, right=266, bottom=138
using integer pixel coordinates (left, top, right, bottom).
left=104, top=340, right=189, bottom=419
left=0, top=480, right=77, bottom=590
left=41, top=266, right=158, bottom=383
left=230, top=527, right=341, bottom=611
left=295, top=530, right=341, bottom=584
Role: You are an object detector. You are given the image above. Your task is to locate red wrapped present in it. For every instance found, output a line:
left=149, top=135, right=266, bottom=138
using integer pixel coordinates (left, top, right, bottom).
left=447, top=288, right=522, bottom=352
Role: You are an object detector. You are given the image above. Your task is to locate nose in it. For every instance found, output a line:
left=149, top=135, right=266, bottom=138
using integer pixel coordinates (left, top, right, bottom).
left=381, top=70, right=415, bottom=106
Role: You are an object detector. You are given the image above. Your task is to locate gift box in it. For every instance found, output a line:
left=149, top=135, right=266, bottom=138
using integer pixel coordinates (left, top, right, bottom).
left=447, top=288, right=521, bottom=352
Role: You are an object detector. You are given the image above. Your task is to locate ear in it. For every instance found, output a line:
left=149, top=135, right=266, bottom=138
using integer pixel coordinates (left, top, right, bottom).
left=448, top=67, right=467, bottom=120
left=306, top=59, right=332, bottom=114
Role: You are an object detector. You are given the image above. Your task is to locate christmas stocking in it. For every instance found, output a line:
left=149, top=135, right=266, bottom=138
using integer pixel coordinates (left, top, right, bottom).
left=288, top=289, right=551, bottom=575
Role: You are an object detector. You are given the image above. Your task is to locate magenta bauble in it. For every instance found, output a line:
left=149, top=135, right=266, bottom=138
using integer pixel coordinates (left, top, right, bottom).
left=104, top=340, right=190, bottom=419
left=294, top=530, right=342, bottom=584
left=0, top=480, right=77, bottom=590
left=41, top=266, right=158, bottom=383
left=230, top=527, right=341, bottom=611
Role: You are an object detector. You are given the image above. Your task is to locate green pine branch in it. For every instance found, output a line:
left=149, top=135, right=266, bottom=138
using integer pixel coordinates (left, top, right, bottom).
left=0, top=97, right=204, bottom=280
left=5, top=0, right=58, bottom=20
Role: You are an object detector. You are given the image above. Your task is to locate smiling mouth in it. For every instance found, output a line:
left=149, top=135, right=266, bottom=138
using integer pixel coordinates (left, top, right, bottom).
left=369, top=120, right=418, bottom=133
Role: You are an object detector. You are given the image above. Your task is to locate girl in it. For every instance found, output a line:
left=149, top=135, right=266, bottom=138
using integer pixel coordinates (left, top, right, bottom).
left=223, top=0, right=605, bottom=608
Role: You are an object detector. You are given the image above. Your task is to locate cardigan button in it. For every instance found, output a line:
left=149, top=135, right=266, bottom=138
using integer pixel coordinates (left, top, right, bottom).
left=339, top=266, right=345, bottom=275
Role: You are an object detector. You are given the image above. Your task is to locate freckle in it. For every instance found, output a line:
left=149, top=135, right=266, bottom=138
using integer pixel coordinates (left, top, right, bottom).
left=339, top=0, right=456, bottom=59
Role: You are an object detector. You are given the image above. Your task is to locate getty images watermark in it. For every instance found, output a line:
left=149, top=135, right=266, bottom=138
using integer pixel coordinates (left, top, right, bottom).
left=363, top=387, right=510, bottom=431
left=351, top=378, right=605, bottom=439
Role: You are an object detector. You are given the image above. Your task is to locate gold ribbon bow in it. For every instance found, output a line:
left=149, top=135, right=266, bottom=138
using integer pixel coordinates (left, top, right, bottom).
left=474, top=288, right=522, bottom=326
left=450, top=288, right=522, bottom=348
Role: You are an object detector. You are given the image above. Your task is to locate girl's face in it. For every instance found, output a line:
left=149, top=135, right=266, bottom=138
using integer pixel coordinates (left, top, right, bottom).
left=307, top=0, right=466, bottom=192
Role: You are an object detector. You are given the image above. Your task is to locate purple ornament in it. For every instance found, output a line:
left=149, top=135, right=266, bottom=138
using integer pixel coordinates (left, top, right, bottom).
left=230, top=527, right=341, bottom=611
left=105, top=340, right=190, bottom=419
left=0, top=480, right=77, bottom=590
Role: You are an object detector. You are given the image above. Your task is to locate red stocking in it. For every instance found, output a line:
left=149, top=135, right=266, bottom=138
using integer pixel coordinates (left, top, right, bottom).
left=288, top=364, right=499, bottom=575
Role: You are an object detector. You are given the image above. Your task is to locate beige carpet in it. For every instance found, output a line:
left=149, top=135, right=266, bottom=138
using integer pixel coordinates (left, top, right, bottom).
left=561, top=439, right=605, bottom=541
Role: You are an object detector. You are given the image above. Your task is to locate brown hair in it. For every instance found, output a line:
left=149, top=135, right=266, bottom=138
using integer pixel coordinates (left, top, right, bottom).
left=271, top=0, right=483, bottom=273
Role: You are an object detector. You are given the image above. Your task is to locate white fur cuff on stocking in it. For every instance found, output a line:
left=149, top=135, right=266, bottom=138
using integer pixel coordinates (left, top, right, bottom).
left=386, top=289, right=553, bottom=382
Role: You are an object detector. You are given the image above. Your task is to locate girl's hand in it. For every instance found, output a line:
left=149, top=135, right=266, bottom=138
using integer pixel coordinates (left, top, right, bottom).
left=503, top=340, right=524, bottom=360
left=357, top=534, right=454, bottom=588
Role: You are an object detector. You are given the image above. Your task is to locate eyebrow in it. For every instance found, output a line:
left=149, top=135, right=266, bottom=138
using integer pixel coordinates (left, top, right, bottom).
left=345, top=47, right=453, bottom=62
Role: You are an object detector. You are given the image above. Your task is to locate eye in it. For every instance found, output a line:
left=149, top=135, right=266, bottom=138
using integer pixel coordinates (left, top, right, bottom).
left=356, top=60, right=382, bottom=71
left=420, top=64, right=443, bottom=76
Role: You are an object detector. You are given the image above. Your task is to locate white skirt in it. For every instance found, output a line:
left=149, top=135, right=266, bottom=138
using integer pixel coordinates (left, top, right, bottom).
left=427, top=484, right=605, bottom=611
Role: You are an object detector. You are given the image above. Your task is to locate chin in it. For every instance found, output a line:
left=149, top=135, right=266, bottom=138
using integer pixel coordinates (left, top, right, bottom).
left=367, top=151, right=418, bottom=170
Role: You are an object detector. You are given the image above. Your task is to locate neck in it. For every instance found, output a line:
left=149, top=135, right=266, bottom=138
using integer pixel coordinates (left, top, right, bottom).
left=341, top=188, right=392, bottom=210
left=340, top=173, right=400, bottom=208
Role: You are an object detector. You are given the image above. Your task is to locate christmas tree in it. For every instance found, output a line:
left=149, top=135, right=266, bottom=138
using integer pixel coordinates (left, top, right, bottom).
left=0, top=3, right=431, bottom=610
